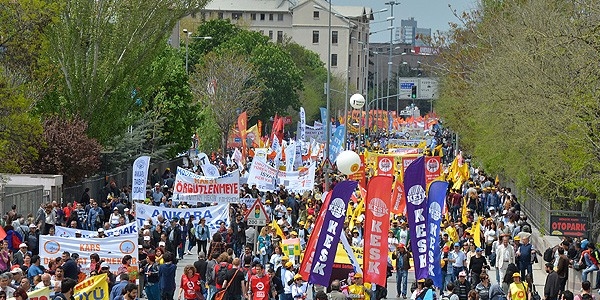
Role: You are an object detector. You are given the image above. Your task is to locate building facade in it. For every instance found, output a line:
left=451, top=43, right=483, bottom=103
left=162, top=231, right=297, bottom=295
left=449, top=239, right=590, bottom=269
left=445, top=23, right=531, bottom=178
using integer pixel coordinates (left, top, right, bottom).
left=396, top=17, right=431, bottom=47
left=179, top=0, right=374, bottom=95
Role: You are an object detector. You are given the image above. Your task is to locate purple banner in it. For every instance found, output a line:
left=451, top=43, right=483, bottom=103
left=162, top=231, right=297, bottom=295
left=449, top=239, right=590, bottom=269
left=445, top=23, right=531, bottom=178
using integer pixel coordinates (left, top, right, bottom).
left=427, top=180, right=449, bottom=288
left=308, top=180, right=358, bottom=286
left=404, top=156, right=428, bottom=281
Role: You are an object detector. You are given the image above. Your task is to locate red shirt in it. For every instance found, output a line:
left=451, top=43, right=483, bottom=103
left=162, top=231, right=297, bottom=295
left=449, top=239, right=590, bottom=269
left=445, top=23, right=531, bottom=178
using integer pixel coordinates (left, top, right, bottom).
left=250, top=274, right=270, bottom=300
left=181, top=273, right=201, bottom=299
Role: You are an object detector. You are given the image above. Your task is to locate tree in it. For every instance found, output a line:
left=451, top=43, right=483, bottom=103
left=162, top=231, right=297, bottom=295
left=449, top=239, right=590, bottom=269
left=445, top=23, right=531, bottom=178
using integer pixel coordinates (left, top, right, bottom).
left=190, top=20, right=303, bottom=125
left=106, top=111, right=175, bottom=173
left=43, top=0, right=210, bottom=144
left=25, top=116, right=101, bottom=185
left=189, top=51, right=263, bottom=152
left=143, top=46, right=200, bottom=158
left=433, top=0, right=600, bottom=217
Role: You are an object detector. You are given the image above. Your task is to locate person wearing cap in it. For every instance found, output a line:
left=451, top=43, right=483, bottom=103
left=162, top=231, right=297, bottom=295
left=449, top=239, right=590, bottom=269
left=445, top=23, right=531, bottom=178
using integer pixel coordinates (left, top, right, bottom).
left=469, top=248, right=489, bottom=286
left=274, top=200, right=286, bottom=220
left=388, top=230, right=399, bottom=252
left=152, top=183, right=164, bottom=206
left=291, top=274, right=307, bottom=300
left=347, top=273, right=372, bottom=300
left=453, top=271, right=471, bottom=300
left=280, top=261, right=294, bottom=300
left=392, top=243, right=411, bottom=299
left=508, top=273, right=527, bottom=300
left=451, top=242, right=466, bottom=281
left=12, top=244, right=28, bottom=267
left=99, top=262, right=117, bottom=289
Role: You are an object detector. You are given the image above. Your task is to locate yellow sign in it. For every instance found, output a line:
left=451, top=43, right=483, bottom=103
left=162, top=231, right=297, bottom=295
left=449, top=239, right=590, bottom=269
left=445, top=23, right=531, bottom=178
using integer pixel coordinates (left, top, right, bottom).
left=8, top=287, right=50, bottom=300
left=282, top=238, right=301, bottom=256
left=74, top=273, right=109, bottom=300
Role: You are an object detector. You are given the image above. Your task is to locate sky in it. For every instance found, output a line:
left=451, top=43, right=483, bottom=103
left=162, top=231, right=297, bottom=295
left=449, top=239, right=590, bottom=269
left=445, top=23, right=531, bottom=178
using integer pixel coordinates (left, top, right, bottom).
left=333, top=0, right=479, bottom=43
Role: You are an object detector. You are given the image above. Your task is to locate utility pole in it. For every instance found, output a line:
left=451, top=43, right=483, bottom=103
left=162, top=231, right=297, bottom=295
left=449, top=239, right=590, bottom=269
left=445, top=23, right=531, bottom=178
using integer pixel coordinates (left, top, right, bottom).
left=385, top=1, right=398, bottom=120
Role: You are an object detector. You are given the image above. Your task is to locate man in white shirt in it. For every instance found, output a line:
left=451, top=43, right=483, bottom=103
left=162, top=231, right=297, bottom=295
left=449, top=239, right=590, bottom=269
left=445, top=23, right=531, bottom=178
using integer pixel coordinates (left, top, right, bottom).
left=451, top=242, right=466, bottom=280
left=0, top=274, right=14, bottom=298
left=495, top=234, right=515, bottom=283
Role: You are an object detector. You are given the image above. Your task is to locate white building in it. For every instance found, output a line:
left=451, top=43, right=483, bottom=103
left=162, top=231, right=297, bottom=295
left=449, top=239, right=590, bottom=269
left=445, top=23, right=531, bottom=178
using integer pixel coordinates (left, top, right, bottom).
left=181, top=0, right=374, bottom=94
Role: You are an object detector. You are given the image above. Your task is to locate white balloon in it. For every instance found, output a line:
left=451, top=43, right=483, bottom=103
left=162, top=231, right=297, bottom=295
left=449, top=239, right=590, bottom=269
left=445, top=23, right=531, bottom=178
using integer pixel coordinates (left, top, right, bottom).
left=336, top=150, right=361, bottom=175
left=349, top=93, right=365, bottom=109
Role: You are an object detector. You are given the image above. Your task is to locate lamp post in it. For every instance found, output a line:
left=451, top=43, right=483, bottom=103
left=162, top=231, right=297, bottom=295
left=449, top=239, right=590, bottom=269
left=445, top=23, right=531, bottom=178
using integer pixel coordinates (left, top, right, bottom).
left=182, top=29, right=212, bottom=75
left=325, top=0, right=332, bottom=192
left=385, top=1, right=398, bottom=118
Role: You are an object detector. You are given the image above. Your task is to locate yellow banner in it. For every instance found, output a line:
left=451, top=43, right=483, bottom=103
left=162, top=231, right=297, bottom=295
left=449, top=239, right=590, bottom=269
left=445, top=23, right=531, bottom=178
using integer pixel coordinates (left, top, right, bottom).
left=282, top=238, right=301, bottom=256
left=8, top=287, right=50, bottom=300
left=74, top=273, right=109, bottom=300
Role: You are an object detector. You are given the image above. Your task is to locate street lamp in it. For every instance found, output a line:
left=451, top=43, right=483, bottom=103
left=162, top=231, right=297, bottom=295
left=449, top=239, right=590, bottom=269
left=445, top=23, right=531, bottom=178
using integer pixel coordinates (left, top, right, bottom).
left=183, top=29, right=212, bottom=74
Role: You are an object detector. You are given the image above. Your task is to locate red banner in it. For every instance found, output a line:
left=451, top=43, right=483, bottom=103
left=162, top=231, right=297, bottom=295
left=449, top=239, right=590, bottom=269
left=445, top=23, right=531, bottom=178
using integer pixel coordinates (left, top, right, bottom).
left=401, top=156, right=418, bottom=176
left=299, top=190, right=332, bottom=279
left=390, top=178, right=406, bottom=215
left=364, top=176, right=393, bottom=286
left=425, top=156, right=441, bottom=186
left=377, top=155, right=394, bottom=177
left=348, top=154, right=366, bottom=187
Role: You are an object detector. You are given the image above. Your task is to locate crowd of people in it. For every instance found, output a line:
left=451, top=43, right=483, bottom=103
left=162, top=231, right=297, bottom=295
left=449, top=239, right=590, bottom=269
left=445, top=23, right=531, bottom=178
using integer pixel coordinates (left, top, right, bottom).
left=0, top=125, right=593, bottom=300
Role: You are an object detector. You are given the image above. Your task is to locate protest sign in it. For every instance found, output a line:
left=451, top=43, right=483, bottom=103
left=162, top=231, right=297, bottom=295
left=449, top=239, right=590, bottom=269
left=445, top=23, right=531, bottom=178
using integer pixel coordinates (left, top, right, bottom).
left=173, top=167, right=239, bottom=203
left=135, top=203, right=229, bottom=230
left=55, top=222, right=138, bottom=238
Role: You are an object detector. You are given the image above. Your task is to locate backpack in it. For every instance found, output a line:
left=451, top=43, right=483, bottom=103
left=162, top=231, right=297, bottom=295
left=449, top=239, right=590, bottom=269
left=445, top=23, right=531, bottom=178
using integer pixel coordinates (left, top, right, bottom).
left=543, top=247, right=554, bottom=263
left=441, top=292, right=454, bottom=300
left=416, top=288, right=429, bottom=300
left=216, top=263, right=229, bottom=285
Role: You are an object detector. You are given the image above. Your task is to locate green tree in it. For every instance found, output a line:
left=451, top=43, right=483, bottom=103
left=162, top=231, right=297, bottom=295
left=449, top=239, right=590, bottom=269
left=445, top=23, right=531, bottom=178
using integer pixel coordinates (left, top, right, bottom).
left=433, top=0, right=600, bottom=217
left=43, top=0, right=209, bottom=144
left=0, top=67, right=44, bottom=173
left=143, top=46, right=200, bottom=158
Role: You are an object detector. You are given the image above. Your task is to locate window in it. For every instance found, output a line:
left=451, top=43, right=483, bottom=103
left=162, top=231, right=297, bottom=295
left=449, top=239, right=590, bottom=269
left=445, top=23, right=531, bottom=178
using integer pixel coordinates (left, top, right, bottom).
left=269, top=30, right=273, bottom=40
left=277, top=31, right=283, bottom=43
left=260, top=13, right=265, bottom=20
left=331, top=54, right=338, bottom=67
left=332, top=31, right=338, bottom=44
left=218, top=12, right=223, bottom=19
left=313, top=11, right=319, bottom=19
left=232, top=12, right=242, bottom=20
left=259, top=30, right=264, bottom=35
left=269, top=14, right=274, bottom=21
left=278, top=13, right=284, bottom=21
left=251, top=13, right=256, bottom=20
left=312, top=31, right=319, bottom=43
left=357, top=54, right=360, bottom=68
left=200, top=12, right=206, bottom=20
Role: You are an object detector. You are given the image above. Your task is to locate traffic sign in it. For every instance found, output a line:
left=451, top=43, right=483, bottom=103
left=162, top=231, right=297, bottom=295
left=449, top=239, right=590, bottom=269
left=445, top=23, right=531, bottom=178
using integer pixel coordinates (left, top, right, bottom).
left=244, top=199, right=270, bottom=226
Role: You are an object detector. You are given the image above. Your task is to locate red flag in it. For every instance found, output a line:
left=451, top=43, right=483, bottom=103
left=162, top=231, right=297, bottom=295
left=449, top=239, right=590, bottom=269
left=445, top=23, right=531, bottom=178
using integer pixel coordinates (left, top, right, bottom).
left=237, top=112, right=248, bottom=161
left=299, top=190, right=332, bottom=279
left=391, top=178, right=406, bottom=215
left=425, top=156, right=442, bottom=186
left=364, top=176, right=393, bottom=286
left=0, top=226, right=7, bottom=241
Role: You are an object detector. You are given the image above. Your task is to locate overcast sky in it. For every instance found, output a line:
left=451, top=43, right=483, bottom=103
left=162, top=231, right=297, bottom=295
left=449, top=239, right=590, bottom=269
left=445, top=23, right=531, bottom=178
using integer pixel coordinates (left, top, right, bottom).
left=333, top=0, right=479, bottom=43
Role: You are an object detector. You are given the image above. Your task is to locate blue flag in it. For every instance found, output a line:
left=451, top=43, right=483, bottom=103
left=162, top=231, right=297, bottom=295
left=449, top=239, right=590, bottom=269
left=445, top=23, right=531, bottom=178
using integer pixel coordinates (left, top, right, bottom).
left=427, top=180, right=449, bottom=288
left=329, top=125, right=346, bottom=162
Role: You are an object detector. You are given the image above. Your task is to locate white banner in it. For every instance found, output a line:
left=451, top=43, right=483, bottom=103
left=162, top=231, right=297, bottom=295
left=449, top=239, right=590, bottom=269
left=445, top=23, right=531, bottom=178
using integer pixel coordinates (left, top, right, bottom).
left=55, top=222, right=138, bottom=238
left=39, top=234, right=138, bottom=271
left=173, top=167, right=239, bottom=203
left=305, top=125, right=325, bottom=142
left=135, top=203, right=229, bottom=230
left=285, top=141, right=296, bottom=172
left=299, top=107, right=306, bottom=142
left=132, top=156, right=150, bottom=200
left=247, top=160, right=315, bottom=193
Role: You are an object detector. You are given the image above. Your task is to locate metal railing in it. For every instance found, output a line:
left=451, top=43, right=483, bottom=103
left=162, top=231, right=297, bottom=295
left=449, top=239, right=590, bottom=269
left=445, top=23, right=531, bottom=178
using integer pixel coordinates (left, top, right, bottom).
left=2, top=186, right=49, bottom=215
left=504, top=179, right=583, bottom=235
